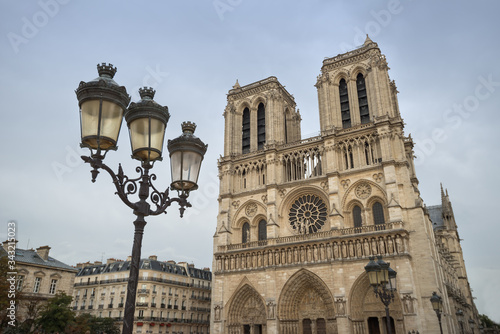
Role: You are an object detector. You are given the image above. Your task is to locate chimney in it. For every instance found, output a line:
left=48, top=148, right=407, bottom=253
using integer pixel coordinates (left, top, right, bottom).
left=127, top=256, right=132, bottom=262
left=167, top=260, right=176, bottom=264
left=36, top=246, right=51, bottom=261
left=107, top=258, right=116, bottom=264
left=94, top=261, right=102, bottom=266
left=149, top=255, right=158, bottom=261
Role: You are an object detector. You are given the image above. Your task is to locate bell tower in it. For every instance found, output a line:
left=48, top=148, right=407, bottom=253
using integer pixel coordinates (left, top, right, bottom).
left=315, top=36, right=401, bottom=134
left=223, top=76, right=301, bottom=157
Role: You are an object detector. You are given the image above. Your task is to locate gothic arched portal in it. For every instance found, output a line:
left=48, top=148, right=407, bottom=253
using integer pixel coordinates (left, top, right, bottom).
left=227, top=283, right=267, bottom=334
left=349, top=273, right=405, bottom=334
left=278, top=269, right=337, bottom=334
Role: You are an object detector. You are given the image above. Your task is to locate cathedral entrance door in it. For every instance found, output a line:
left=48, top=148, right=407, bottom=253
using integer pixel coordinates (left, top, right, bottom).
left=303, top=319, right=312, bottom=334
left=316, top=318, right=326, bottom=334
left=368, top=317, right=380, bottom=334
left=244, top=324, right=251, bottom=334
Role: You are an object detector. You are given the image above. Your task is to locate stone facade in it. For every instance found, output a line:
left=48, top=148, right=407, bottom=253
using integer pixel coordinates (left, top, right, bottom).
left=1, top=242, right=78, bottom=325
left=73, top=256, right=211, bottom=334
left=211, top=37, right=479, bottom=334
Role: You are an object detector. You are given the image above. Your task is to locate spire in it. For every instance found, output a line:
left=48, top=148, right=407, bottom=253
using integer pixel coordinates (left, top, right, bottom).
left=233, top=79, right=240, bottom=89
left=440, top=183, right=445, bottom=204
left=364, top=34, right=373, bottom=45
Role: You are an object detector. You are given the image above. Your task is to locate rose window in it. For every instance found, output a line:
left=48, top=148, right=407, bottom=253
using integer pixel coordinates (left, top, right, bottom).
left=289, top=194, right=327, bottom=234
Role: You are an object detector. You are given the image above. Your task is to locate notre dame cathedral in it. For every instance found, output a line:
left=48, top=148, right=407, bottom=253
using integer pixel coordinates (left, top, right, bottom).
left=210, top=37, right=479, bottom=334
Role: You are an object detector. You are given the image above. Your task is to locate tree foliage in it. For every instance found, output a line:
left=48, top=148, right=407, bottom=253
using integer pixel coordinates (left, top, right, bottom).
left=480, top=314, right=500, bottom=328
left=36, top=292, right=75, bottom=333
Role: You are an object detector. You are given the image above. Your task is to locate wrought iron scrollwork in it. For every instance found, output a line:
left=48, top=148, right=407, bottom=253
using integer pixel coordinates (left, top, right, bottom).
left=81, top=154, right=191, bottom=218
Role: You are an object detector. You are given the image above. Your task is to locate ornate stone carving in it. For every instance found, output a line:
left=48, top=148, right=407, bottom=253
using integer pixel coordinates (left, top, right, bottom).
left=373, top=173, right=383, bottom=183
left=214, top=304, right=222, bottom=322
left=355, top=183, right=372, bottom=199
left=279, top=188, right=287, bottom=198
left=245, top=203, right=257, bottom=217
left=289, top=194, right=327, bottom=234
left=232, top=200, right=240, bottom=209
left=335, top=298, right=346, bottom=316
left=341, top=179, right=350, bottom=189
left=267, top=301, right=276, bottom=319
left=320, top=180, right=329, bottom=191
left=261, top=195, right=268, bottom=204
left=402, top=294, right=415, bottom=314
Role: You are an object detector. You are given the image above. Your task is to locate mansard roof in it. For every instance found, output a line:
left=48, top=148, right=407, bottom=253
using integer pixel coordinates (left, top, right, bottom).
left=76, top=258, right=211, bottom=280
left=0, top=247, right=77, bottom=272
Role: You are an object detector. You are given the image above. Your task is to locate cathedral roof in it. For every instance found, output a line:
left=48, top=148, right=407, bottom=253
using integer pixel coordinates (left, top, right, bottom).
left=427, top=205, right=444, bottom=229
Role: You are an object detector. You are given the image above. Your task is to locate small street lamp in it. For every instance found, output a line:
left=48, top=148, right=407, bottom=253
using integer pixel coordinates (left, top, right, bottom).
left=430, top=292, right=444, bottom=334
left=365, top=256, right=397, bottom=334
left=456, top=309, right=465, bottom=334
left=76, top=63, right=207, bottom=334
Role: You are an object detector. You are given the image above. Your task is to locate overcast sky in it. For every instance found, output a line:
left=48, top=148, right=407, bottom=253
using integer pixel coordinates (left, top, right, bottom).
left=1, top=0, right=499, bottom=322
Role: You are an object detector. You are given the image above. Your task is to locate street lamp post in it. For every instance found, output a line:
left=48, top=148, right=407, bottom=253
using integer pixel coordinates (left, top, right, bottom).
left=457, top=309, right=465, bottom=334
left=430, top=292, right=444, bottom=334
left=76, top=64, right=207, bottom=334
left=364, top=256, right=397, bottom=334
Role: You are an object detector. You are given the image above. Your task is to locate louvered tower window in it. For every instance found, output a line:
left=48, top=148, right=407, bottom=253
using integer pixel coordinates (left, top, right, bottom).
left=353, top=205, right=362, bottom=228
left=373, top=202, right=385, bottom=225
left=242, top=107, right=250, bottom=153
left=257, top=103, right=266, bottom=150
left=258, top=220, right=267, bottom=241
left=339, top=79, right=351, bottom=128
left=357, top=73, right=370, bottom=124
left=242, top=222, right=250, bottom=243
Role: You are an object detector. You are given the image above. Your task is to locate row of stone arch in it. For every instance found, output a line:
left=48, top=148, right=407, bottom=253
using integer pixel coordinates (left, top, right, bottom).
left=221, top=268, right=404, bottom=333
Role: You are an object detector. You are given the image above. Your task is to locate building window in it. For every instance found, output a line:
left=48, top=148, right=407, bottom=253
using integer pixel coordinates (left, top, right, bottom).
left=49, top=279, right=58, bottom=294
left=357, top=73, right=370, bottom=124
left=242, top=222, right=250, bottom=243
left=257, top=103, right=266, bottom=150
left=16, top=275, right=24, bottom=291
left=242, top=107, right=250, bottom=153
left=373, top=202, right=385, bottom=225
left=258, top=220, right=267, bottom=241
left=33, top=277, right=42, bottom=293
left=353, top=205, right=362, bottom=228
left=339, top=78, right=351, bottom=128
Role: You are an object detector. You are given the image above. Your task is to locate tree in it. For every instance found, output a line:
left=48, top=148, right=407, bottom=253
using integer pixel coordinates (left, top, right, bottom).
left=67, top=313, right=120, bottom=334
left=35, top=292, right=75, bottom=333
left=480, top=314, right=500, bottom=328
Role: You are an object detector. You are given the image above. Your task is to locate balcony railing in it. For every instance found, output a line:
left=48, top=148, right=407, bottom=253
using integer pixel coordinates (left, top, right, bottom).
left=136, top=302, right=149, bottom=307
left=215, top=221, right=408, bottom=273
left=218, top=221, right=404, bottom=252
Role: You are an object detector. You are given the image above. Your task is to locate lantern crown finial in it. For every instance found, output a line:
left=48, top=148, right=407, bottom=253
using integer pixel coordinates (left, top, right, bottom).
left=139, top=87, right=156, bottom=100
left=181, top=121, right=197, bottom=134
left=97, top=63, right=117, bottom=79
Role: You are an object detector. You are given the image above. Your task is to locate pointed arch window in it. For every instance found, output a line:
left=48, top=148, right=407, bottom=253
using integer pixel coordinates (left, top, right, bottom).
left=373, top=202, right=385, bottom=225
left=284, top=110, right=288, bottom=144
left=357, top=73, right=370, bottom=124
left=258, top=220, right=267, bottom=241
left=353, top=205, right=362, bottom=228
left=242, top=222, right=250, bottom=243
left=242, top=107, right=250, bottom=153
left=339, top=79, right=351, bottom=128
left=257, top=103, right=266, bottom=150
